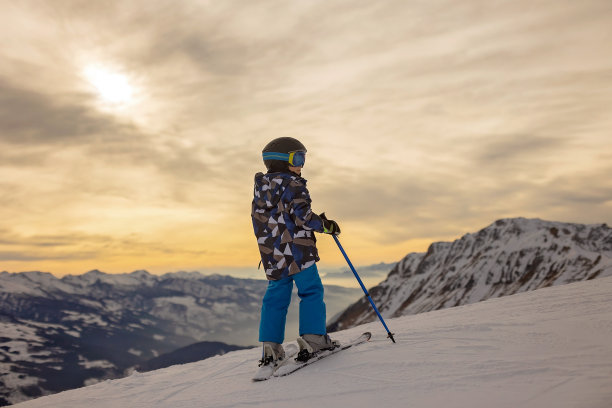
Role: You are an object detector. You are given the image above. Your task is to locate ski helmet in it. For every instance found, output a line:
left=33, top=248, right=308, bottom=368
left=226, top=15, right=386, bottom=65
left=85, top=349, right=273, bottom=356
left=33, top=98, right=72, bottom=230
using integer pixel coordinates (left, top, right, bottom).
left=262, top=137, right=307, bottom=172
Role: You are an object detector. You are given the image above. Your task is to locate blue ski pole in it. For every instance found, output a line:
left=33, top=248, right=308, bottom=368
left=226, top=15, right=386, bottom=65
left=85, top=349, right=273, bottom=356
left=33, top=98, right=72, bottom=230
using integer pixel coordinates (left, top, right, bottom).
left=332, top=235, right=396, bottom=343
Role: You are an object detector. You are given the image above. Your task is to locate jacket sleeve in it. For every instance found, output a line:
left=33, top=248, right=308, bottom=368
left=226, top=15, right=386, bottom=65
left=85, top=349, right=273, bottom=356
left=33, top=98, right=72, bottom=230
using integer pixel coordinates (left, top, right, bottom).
left=287, top=180, right=324, bottom=232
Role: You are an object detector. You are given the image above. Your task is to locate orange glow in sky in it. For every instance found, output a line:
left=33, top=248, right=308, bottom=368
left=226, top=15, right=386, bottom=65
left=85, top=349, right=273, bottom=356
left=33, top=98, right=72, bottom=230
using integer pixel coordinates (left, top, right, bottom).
left=1, top=1, right=611, bottom=280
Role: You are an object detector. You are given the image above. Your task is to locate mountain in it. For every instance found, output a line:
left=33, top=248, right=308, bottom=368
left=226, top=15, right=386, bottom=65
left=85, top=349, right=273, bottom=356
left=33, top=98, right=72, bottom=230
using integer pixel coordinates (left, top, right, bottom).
left=0, top=270, right=360, bottom=406
left=328, top=218, right=612, bottom=332
left=11, top=277, right=612, bottom=408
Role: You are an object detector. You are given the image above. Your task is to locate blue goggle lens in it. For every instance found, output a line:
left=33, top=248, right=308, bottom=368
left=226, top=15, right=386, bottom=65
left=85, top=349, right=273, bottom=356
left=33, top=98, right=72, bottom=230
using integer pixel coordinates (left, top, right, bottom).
left=289, top=151, right=306, bottom=167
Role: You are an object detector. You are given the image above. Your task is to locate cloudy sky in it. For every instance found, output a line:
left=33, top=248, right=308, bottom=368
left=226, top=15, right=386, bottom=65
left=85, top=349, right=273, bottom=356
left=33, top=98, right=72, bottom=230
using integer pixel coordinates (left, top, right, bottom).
left=1, top=0, right=611, bottom=280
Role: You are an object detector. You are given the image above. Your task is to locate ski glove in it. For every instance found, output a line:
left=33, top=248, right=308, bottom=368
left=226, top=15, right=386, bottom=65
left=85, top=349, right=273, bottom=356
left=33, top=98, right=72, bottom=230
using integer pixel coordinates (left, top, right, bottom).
left=320, top=213, right=341, bottom=235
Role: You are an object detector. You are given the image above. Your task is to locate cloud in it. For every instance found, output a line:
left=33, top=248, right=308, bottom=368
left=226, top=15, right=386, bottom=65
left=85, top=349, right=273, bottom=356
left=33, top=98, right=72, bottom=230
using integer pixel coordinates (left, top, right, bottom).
left=523, top=165, right=612, bottom=220
left=0, top=76, right=217, bottom=203
left=313, top=168, right=476, bottom=240
left=474, top=134, right=568, bottom=166
left=0, top=0, right=611, bottom=274
left=0, top=230, right=109, bottom=263
left=0, top=78, right=137, bottom=145
left=0, top=229, right=206, bottom=264
left=0, top=251, right=97, bottom=262
left=0, top=147, right=53, bottom=167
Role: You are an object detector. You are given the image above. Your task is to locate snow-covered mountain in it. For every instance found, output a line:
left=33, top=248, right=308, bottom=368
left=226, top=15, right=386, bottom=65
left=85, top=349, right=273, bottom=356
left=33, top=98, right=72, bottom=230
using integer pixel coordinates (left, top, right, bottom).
left=11, top=276, right=612, bottom=408
left=0, top=270, right=360, bottom=406
left=328, top=218, right=612, bottom=332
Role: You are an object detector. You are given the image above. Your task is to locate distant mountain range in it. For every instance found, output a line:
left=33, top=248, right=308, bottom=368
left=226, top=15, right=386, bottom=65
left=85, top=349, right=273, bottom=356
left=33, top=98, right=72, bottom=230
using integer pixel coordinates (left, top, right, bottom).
left=328, top=218, right=612, bottom=332
left=0, top=270, right=360, bottom=406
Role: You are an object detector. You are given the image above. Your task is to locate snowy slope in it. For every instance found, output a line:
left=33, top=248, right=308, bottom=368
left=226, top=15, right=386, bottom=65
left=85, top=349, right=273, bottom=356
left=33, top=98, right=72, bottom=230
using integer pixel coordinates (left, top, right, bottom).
left=329, top=218, right=612, bottom=331
left=13, top=276, right=612, bottom=408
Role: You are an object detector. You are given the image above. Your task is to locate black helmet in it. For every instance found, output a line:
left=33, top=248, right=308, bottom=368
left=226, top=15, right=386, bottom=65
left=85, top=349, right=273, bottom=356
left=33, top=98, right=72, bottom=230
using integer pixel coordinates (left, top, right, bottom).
left=262, top=137, right=307, bottom=172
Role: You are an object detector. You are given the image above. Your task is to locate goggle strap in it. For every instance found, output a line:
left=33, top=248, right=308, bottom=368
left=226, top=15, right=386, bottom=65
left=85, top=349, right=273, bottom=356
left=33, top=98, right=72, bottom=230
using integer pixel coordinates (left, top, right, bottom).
left=262, top=152, right=290, bottom=161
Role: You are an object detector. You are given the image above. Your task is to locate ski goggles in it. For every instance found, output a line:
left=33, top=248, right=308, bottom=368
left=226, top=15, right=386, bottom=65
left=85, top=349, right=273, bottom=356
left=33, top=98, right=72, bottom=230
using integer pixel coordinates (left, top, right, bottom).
left=262, top=150, right=306, bottom=167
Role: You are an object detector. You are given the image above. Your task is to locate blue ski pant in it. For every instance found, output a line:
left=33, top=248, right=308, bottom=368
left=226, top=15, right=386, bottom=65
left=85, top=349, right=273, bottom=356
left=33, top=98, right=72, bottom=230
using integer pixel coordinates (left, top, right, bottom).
left=259, top=263, right=326, bottom=343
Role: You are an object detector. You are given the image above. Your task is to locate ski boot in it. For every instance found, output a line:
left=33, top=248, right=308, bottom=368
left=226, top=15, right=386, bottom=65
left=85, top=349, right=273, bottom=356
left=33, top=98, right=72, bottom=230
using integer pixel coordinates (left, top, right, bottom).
left=253, top=342, right=289, bottom=381
left=258, top=342, right=286, bottom=367
left=296, top=334, right=340, bottom=362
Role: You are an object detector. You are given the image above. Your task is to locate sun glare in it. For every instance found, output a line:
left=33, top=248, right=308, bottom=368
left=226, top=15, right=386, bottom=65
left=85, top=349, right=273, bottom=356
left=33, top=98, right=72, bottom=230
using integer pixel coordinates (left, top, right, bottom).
left=84, top=65, right=134, bottom=105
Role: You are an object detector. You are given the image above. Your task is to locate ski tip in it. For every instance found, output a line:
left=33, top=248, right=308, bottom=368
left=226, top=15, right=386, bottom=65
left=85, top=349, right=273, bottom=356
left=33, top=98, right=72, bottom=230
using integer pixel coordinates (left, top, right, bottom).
left=363, top=332, right=372, bottom=340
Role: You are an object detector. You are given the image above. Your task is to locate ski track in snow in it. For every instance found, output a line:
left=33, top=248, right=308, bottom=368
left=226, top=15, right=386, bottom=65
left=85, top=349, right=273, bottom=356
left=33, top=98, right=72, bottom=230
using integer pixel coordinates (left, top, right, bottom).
left=13, top=277, right=612, bottom=408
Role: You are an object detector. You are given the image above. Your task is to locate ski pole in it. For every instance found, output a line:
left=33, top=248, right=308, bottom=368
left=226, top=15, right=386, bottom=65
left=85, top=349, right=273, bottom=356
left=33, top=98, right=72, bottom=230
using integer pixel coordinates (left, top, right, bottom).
left=332, top=235, right=396, bottom=343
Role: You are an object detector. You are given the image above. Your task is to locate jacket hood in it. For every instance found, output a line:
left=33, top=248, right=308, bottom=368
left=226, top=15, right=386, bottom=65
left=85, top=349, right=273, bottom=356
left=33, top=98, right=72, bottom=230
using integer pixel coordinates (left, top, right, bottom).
left=253, top=172, right=305, bottom=209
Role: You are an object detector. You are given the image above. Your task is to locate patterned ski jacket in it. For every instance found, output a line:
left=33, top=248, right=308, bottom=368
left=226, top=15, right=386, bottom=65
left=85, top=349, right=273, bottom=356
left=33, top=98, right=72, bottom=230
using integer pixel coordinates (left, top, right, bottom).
left=251, top=171, right=324, bottom=280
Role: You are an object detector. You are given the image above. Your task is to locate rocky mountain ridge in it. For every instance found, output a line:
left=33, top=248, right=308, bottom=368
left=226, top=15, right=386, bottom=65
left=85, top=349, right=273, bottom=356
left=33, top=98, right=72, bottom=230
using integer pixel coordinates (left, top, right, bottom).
left=328, top=218, right=612, bottom=331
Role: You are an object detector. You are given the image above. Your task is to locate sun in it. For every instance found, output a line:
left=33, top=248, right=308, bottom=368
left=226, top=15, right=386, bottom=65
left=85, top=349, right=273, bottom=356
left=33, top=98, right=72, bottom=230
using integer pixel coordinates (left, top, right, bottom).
left=84, top=65, right=134, bottom=105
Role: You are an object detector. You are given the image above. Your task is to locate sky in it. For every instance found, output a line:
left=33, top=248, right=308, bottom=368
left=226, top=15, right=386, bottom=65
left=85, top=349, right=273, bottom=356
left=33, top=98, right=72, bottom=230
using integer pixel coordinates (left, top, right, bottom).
left=1, top=0, right=611, bottom=281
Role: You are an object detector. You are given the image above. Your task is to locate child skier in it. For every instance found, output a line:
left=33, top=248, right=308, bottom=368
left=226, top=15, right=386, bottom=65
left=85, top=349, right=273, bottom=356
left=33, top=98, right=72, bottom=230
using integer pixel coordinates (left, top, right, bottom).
left=252, top=137, right=341, bottom=368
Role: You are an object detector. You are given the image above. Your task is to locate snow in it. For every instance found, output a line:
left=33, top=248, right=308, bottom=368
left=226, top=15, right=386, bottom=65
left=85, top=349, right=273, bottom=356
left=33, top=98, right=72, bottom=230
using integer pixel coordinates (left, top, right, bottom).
left=160, top=271, right=206, bottom=280
left=154, top=296, right=197, bottom=308
left=0, top=320, right=61, bottom=364
left=12, top=276, right=612, bottom=408
left=211, top=301, right=237, bottom=314
left=0, top=272, right=52, bottom=296
left=0, top=322, right=44, bottom=343
left=62, top=311, right=108, bottom=327
left=78, top=357, right=114, bottom=370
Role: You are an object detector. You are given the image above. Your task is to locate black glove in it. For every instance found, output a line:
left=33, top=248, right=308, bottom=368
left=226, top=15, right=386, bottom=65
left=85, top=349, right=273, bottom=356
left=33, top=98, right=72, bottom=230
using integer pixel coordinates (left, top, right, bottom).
left=320, top=213, right=341, bottom=235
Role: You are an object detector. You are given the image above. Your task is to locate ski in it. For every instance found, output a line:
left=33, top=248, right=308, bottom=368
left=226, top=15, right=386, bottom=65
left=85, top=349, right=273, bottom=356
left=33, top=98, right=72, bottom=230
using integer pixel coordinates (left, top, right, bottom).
left=252, top=343, right=298, bottom=382
left=274, top=332, right=371, bottom=377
